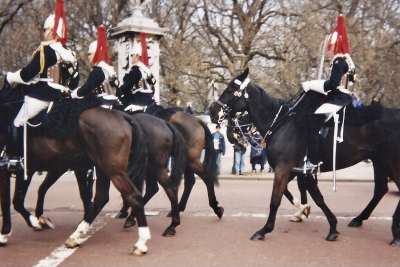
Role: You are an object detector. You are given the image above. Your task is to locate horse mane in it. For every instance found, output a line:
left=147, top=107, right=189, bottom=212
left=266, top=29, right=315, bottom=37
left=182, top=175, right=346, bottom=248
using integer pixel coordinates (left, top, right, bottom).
left=0, top=83, right=101, bottom=140
left=145, top=103, right=184, bottom=121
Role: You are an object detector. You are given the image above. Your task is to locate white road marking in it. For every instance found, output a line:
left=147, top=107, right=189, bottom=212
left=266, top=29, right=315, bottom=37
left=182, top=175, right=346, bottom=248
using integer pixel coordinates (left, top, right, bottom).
left=33, top=213, right=115, bottom=267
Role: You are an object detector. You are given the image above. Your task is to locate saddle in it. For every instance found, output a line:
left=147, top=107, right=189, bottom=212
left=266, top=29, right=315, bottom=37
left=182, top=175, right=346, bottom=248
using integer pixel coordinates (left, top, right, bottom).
left=28, top=95, right=102, bottom=140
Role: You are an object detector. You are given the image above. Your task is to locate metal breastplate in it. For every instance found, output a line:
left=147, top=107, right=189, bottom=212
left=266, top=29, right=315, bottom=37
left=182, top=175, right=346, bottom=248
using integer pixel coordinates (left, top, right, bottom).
left=47, top=61, right=76, bottom=86
left=94, top=81, right=112, bottom=95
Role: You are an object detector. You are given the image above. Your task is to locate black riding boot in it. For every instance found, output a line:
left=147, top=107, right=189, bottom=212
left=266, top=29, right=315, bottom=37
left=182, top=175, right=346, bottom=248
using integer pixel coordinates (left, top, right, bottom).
left=0, top=124, right=22, bottom=171
left=292, top=113, right=327, bottom=174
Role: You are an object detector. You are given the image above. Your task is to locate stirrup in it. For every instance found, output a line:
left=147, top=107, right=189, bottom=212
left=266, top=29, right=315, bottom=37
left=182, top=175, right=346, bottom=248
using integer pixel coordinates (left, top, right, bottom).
left=292, top=161, right=318, bottom=174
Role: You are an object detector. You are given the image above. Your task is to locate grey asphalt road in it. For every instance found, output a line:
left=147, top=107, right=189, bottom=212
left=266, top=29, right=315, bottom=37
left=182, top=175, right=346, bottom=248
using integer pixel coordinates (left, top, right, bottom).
left=0, top=167, right=399, bottom=267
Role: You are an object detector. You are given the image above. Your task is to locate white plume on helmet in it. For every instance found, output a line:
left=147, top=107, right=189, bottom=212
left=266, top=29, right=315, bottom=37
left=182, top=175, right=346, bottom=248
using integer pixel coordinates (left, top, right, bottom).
left=43, top=14, right=64, bottom=38
left=131, top=43, right=142, bottom=56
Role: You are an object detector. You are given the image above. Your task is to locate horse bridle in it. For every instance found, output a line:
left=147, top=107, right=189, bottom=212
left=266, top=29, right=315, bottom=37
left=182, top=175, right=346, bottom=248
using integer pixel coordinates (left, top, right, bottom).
left=215, top=77, right=251, bottom=125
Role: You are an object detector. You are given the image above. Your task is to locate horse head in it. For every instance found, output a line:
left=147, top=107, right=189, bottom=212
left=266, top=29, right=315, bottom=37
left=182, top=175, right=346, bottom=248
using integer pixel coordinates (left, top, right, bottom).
left=210, top=68, right=251, bottom=124
left=226, top=111, right=254, bottom=144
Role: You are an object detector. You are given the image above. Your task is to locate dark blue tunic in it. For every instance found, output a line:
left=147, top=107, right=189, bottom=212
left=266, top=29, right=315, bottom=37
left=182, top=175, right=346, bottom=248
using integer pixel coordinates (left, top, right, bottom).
left=117, top=66, right=154, bottom=106
left=322, top=57, right=353, bottom=106
left=20, top=45, right=79, bottom=101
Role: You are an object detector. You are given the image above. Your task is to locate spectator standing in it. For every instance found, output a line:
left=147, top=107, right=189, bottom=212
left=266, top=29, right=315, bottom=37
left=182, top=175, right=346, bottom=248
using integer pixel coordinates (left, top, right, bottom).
left=249, top=130, right=265, bottom=174
left=371, top=96, right=380, bottom=105
left=355, top=98, right=363, bottom=108
left=234, top=137, right=248, bottom=176
left=212, top=125, right=225, bottom=175
left=350, top=91, right=359, bottom=107
left=185, top=101, right=195, bottom=115
left=175, top=98, right=181, bottom=107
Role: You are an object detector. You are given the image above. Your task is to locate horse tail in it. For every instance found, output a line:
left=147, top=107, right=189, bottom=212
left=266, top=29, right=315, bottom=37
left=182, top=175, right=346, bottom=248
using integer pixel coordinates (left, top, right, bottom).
left=198, top=119, right=219, bottom=186
left=123, top=114, right=148, bottom=189
left=166, top=121, right=186, bottom=188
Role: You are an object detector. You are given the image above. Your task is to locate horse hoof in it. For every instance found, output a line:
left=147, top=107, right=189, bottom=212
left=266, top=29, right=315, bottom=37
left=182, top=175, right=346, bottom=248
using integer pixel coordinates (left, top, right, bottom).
left=303, top=206, right=311, bottom=218
left=162, top=228, right=176, bottom=237
left=289, top=216, right=303, bottom=222
left=348, top=218, right=363, bottom=227
left=216, top=207, right=224, bottom=219
left=325, top=230, right=340, bottom=241
left=250, top=232, right=265, bottom=241
left=130, top=246, right=146, bottom=256
left=39, top=216, right=55, bottom=229
left=166, top=211, right=172, bottom=217
left=64, top=238, right=80, bottom=248
left=115, top=211, right=129, bottom=219
left=389, top=239, right=400, bottom=247
left=123, top=218, right=136, bottom=228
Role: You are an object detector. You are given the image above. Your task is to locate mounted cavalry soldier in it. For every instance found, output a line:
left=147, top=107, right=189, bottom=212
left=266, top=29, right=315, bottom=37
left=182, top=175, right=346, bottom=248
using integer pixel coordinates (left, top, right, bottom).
left=293, top=14, right=355, bottom=174
left=71, top=25, right=119, bottom=108
left=117, top=33, right=156, bottom=112
left=0, top=0, right=78, bottom=171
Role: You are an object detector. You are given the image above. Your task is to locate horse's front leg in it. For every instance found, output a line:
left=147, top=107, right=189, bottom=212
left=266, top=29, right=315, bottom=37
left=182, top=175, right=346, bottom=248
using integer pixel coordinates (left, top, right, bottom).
left=35, top=169, right=68, bottom=229
left=288, top=177, right=310, bottom=222
left=303, top=174, right=339, bottom=241
left=251, top=166, right=291, bottom=241
left=0, top=171, right=12, bottom=245
left=12, top=170, right=43, bottom=230
left=64, top=170, right=110, bottom=248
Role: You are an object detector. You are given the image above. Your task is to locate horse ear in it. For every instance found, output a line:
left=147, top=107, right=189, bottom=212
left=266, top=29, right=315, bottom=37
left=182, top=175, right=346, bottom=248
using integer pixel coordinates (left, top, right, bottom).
left=236, top=68, right=249, bottom=82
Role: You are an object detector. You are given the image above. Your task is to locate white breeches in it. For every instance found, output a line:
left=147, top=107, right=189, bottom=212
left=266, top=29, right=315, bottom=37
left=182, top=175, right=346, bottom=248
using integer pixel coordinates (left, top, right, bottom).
left=14, top=96, right=50, bottom=127
left=124, top=104, right=146, bottom=112
left=315, top=103, right=343, bottom=122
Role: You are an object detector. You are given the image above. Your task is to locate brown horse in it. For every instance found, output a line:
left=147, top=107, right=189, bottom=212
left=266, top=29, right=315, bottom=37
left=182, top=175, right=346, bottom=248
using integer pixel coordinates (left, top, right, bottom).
left=210, top=69, right=400, bottom=246
left=27, top=112, right=187, bottom=237
left=0, top=85, right=151, bottom=255
left=117, top=106, right=224, bottom=223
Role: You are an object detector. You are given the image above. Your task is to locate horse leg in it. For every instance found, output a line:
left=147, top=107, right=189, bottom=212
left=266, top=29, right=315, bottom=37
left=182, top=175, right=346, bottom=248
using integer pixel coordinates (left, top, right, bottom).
left=0, top=171, right=12, bottom=245
left=303, top=174, right=339, bottom=241
left=190, top=162, right=224, bottom=219
left=348, top=163, right=389, bottom=227
left=251, top=167, right=290, bottom=241
left=74, top=167, right=94, bottom=218
left=64, top=170, right=111, bottom=248
left=12, top=170, right=43, bottom=230
left=115, top=197, right=130, bottom=219
left=289, top=177, right=310, bottom=222
left=173, top=166, right=195, bottom=216
left=123, top=176, right=159, bottom=229
left=156, top=169, right=180, bottom=237
left=35, top=169, right=67, bottom=229
left=390, top=199, right=400, bottom=246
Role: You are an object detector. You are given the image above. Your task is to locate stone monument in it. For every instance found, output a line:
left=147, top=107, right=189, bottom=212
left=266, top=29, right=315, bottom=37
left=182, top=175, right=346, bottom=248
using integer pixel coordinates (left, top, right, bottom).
left=109, top=0, right=167, bottom=103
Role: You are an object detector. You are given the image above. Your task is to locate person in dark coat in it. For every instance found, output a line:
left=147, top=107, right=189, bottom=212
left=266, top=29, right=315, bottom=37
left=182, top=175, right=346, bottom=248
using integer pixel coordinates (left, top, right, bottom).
left=249, top=130, right=265, bottom=174
left=0, top=2, right=78, bottom=171
left=234, top=136, right=248, bottom=176
left=293, top=14, right=356, bottom=174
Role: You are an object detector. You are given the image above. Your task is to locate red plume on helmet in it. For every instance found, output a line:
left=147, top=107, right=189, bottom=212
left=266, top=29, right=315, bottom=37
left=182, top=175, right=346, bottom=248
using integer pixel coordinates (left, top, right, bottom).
left=326, top=14, right=351, bottom=56
left=92, top=25, right=110, bottom=65
left=140, top=32, right=149, bottom=67
left=53, top=0, right=67, bottom=44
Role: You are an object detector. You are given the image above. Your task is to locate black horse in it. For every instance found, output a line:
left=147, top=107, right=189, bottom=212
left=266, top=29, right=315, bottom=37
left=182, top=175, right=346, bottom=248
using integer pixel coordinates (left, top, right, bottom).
left=226, top=114, right=310, bottom=222
left=0, top=84, right=151, bottom=255
left=210, top=69, right=400, bottom=246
